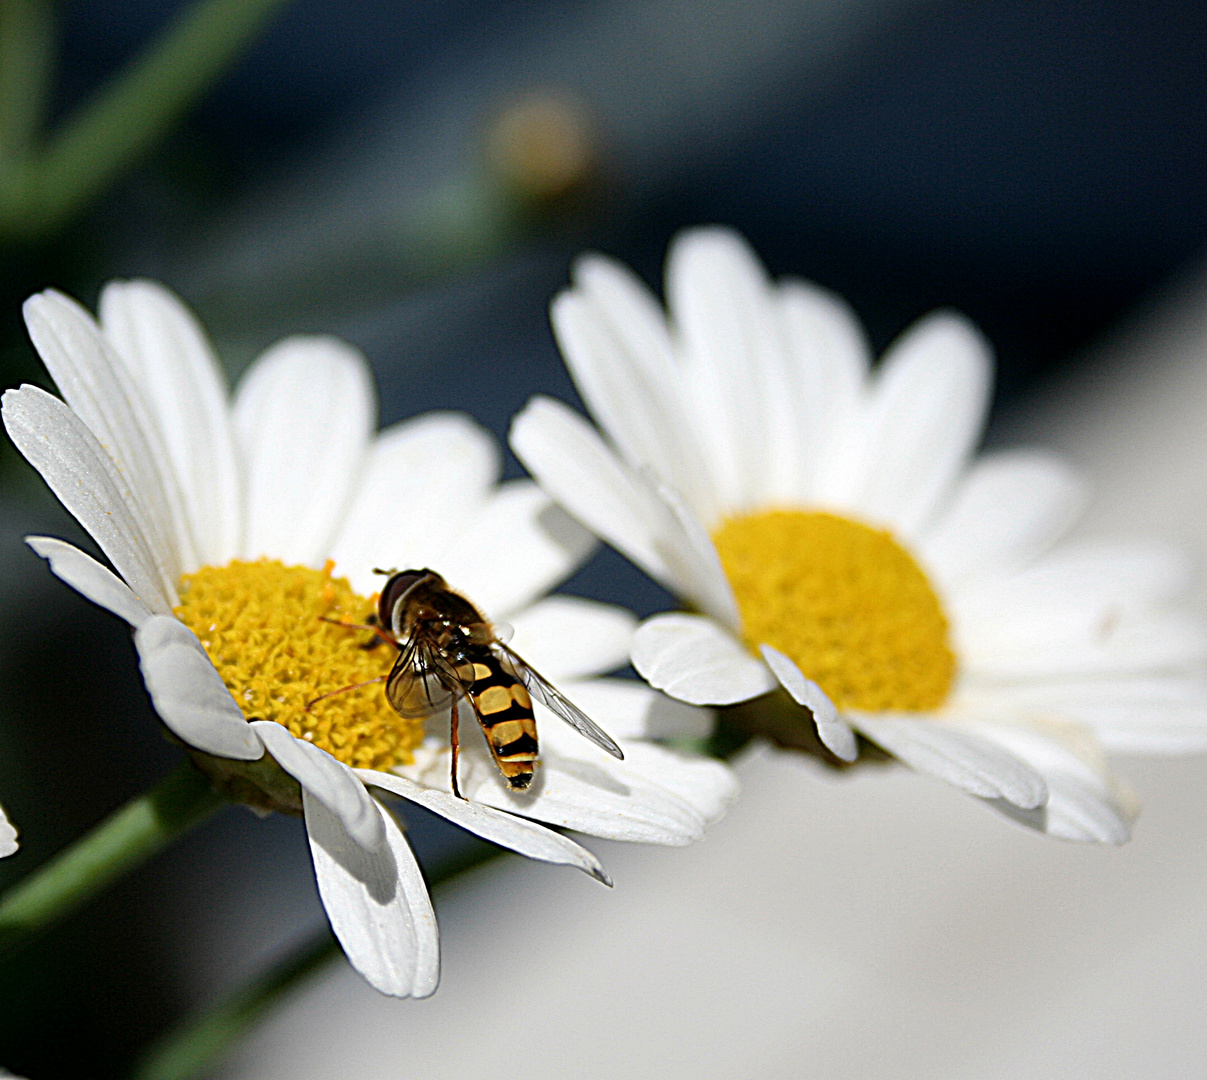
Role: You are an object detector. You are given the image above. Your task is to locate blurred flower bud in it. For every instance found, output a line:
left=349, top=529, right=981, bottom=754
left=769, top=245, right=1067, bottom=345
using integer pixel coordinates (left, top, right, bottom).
left=484, top=91, right=599, bottom=207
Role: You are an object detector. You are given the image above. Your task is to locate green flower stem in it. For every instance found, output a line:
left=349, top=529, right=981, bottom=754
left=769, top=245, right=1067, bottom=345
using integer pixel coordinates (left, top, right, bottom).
left=130, top=840, right=504, bottom=1080
left=0, top=760, right=225, bottom=957
left=0, top=0, right=292, bottom=240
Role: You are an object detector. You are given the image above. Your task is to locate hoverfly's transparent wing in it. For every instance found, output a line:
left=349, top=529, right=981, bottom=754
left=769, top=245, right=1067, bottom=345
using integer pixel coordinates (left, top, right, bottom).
left=387, top=636, right=460, bottom=718
left=497, top=643, right=624, bottom=760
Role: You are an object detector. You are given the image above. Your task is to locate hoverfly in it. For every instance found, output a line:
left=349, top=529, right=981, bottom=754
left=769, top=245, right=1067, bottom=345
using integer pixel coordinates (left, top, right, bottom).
left=321, top=569, right=623, bottom=798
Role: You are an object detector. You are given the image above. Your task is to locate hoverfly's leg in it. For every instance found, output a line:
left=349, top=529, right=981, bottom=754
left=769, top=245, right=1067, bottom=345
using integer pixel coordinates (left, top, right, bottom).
left=318, top=615, right=398, bottom=651
left=450, top=697, right=464, bottom=800
left=304, top=675, right=387, bottom=711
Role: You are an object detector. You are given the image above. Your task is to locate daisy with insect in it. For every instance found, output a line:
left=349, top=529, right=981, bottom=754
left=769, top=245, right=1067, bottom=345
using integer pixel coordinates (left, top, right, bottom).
left=2, top=280, right=737, bottom=998
left=511, top=226, right=1207, bottom=844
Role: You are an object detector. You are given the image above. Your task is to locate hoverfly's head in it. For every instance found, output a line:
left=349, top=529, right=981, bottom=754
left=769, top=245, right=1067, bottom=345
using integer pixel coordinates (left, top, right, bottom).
left=377, top=568, right=444, bottom=635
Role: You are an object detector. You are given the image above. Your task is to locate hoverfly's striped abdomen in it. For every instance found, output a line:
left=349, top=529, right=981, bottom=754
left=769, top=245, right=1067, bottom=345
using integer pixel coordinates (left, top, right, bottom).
left=460, top=646, right=539, bottom=789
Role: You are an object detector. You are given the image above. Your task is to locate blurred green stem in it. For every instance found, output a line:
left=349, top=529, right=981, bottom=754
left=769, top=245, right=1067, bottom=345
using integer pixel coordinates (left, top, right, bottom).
left=0, top=0, right=292, bottom=240
left=130, top=841, right=504, bottom=1080
left=0, top=0, right=53, bottom=171
left=0, top=761, right=224, bottom=957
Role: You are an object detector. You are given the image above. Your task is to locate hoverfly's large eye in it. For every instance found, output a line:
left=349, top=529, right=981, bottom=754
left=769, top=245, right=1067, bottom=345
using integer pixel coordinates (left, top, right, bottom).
left=377, top=569, right=437, bottom=629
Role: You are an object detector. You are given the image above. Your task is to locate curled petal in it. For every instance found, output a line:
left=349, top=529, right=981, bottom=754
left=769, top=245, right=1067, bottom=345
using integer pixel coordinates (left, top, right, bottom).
left=251, top=721, right=383, bottom=851
left=26, top=536, right=152, bottom=628
left=760, top=645, right=857, bottom=762
left=134, top=616, right=262, bottom=760
left=4, top=386, right=176, bottom=613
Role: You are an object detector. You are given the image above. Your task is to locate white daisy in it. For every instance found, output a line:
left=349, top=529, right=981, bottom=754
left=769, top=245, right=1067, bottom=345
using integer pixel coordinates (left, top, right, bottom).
left=2, top=280, right=737, bottom=998
left=510, top=226, right=1207, bottom=845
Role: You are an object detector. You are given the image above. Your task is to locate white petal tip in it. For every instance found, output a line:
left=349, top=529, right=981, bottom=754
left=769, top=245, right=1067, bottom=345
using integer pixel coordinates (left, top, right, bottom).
left=759, top=645, right=858, bottom=762
left=819, top=722, right=859, bottom=763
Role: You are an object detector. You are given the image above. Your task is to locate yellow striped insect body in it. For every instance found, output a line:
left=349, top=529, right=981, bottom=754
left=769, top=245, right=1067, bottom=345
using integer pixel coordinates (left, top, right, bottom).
left=376, top=569, right=623, bottom=797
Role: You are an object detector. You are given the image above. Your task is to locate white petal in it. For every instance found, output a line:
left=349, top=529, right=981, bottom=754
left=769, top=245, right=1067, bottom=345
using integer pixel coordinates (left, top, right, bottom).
left=850, top=714, right=1048, bottom=809
left=664, top=226, right=783, bottom=511
left=98, top=280, right=242, bottom=567
left=0, top=804, right=18, bottom=858
left=553, top=278, right=716, bottom=522
left=511, top=399, right=739, bottom=622
left=250, top=721, right=383, bottom=851
left=355, top=768, right=610, bottom=884
left=556, top=678, right=714, bottom=740
left=598, top=740, right=739, bottom=826
left=967, top=722, right=1133, bottom=844
left=955, top=542, right=1193, bottom=625
left=848, top=312, right=993, bottom=538
left=999, top=677, right=1207, bottom=754
left=438, top=481, right=595, bottom=620
left=954, top=543, right=1205, bottom=675
left=759, top=645, right=857, bottom=762
left=989, top=779, right=1132, bottom=845
left=510, top=395, right=675, bottom=587
left=962, top=610, right=1207, bottom=678
left=305, top=791, right=439, bottom=998
left=26, top=536, right=152, bottom=628
left=631, top=613, right=776, bottom=705
left=571, top=255, right=679, bottom=385
left=778, top=279, right=871, bottom=504
left=646, top=475, right=740, bottom=627
left=329, top=411, right=500, bottom=596
left=23, top=290, right=191, bottom=574
left=235, top=336, right=375, bottom=565
left=505, top=596, right=635, bottom=680
left=918, top=450, right=1087, bottom=589
left=134, top=616, right=262, bottom=759
left=3, top=386, right=176, bottom=613
left=464, top=743, right=709, bottom=846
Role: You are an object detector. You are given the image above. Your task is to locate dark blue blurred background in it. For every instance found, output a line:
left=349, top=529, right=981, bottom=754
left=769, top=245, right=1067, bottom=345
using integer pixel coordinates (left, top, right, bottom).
left=3, top=1, right=1207, bottom=1076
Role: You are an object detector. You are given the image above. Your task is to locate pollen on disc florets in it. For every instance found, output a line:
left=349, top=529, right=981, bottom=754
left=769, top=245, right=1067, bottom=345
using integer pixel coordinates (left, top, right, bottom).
left=712, top=510, right=956, bottom=712
left=174, top=559, right=423, bottom=771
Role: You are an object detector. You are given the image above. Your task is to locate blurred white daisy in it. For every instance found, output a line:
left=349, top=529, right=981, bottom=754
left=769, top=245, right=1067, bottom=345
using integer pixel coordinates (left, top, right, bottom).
left=511, top=226, right=1207, bottom=845
left=3, top=281, right=736, bottom=998
left=0, top=807, right=16, bottom=859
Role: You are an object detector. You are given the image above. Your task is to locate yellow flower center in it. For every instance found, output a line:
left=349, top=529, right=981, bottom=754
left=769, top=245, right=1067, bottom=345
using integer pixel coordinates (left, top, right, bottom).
left=712, top=510, right=956, bottom=712
left=174, top=559, right=423, bottom=771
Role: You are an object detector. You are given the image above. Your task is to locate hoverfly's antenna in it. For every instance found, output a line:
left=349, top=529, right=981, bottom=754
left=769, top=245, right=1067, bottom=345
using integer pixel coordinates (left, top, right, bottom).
left=372, top=567, right=399, bottom=577
left=304, top=674, right=388, bottom=711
